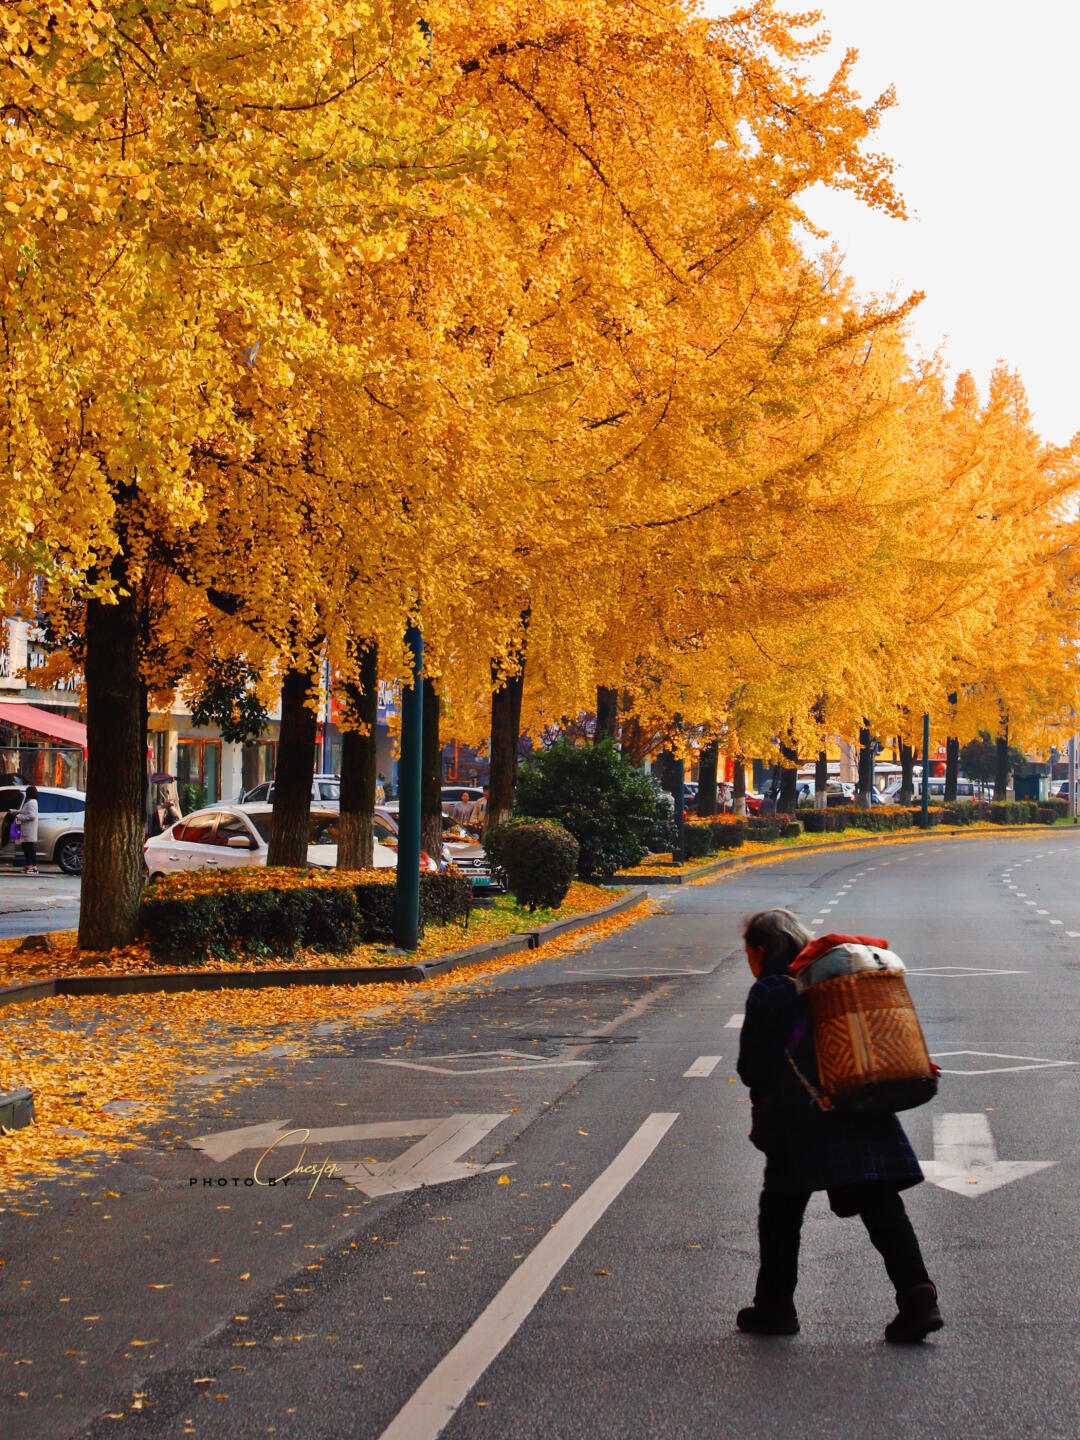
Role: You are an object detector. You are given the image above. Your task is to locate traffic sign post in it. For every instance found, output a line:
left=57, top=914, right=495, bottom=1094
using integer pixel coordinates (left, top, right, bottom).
left=393, top=623, right=424, bottom=950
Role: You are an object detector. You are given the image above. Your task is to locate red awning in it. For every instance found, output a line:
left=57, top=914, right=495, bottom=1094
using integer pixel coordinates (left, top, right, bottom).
left=0, top=701, right=87, bottom=751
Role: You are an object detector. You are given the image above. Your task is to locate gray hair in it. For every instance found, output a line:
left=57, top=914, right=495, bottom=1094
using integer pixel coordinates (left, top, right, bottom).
left=742, top=909, right=812, bottom=975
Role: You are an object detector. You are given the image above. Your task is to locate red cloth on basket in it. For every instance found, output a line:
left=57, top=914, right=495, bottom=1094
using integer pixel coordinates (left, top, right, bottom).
left=789, top=933, right=889, bottom=976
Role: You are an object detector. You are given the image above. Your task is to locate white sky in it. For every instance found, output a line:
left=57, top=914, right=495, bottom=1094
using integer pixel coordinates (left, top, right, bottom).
left=705, top=1, right=1080, bottom=446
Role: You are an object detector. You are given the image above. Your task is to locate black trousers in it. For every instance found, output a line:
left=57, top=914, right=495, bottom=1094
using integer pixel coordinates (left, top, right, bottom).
left=20, top=840, right=36, bottom=869
left=755, top=1183, right=930, bottom=1306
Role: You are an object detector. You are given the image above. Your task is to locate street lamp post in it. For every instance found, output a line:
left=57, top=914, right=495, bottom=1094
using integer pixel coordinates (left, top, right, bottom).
left=392, top=623, right=424, bottom=950
left=920, top=712, right=931, bottom=828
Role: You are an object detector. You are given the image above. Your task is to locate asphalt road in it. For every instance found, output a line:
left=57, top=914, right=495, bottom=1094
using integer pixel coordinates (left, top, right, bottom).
left=0, top=871, right=81, bottom=938
left=2, top=831, right=1079, bottom=1439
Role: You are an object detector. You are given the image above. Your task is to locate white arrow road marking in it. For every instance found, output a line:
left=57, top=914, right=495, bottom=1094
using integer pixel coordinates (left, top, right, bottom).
left=378, top=1112, right=679, bottom=1440
left=683, top=1055, right=722, bottom=1078
left=906, top=966, right=1027, bottom=978
left=931, top=1050, right=1078, bottom=1075
left=562, top=967, right=711, bottom=978
left=340, top=1114, right=512, bottom=1198
left=366, top=1050, right=596, bottom=1076
left=189, top=1115, right=515, bottom=1194
left=922, top=1114, right=1055, bottom=1197
left=189, top=1117, right=441, bottom=1164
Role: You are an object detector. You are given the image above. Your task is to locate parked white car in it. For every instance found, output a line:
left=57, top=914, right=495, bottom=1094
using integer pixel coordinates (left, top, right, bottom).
left=143, top=803, right=443, bottom=878
left=143, top=804, right=350, bottom=877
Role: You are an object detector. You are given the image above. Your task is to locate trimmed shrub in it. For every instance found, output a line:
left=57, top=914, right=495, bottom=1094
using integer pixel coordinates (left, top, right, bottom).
left=802, top=809, right=851, bottom=834
left=1037, top=805, right=1059, bottom=825
left=515, top=739, right=663, bottom=879
left=990, top=801, right=1040, bottom=825
left=683, top=822, right=715, bottom=860
left=943, top=802, right=979, bottom=825
left=424, top=868, right=473, bottom=925
left=139, top=865, right=471, bottom=966
left=485, top=820, right=578, bottom=911
left=647, top=789, right=679, bottom=855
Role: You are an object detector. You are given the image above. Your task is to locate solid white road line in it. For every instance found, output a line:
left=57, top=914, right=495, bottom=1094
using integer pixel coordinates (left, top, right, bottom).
left=378, top=1114, right=679, bottom=1440
left=724, top=1013, right=745, bottom=1029
left=683, top=1055, right=722, bottom=1078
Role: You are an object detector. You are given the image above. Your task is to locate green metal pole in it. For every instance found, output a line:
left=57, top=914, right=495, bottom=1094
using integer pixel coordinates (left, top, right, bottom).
left=921, top=711, right=931, bottom=828
left=672, top=755, right=685, bottom=863
left=393, top=624, right=423, bottom=950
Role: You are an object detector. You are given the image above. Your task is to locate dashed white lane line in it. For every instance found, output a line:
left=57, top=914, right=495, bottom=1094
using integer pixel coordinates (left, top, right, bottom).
left=683, top=1055, right=723, bottom=1078
left=1049, top=920, right=1063, bottom=926
left=1068, top=932, right=1080, bottom=939
left=1025, top=901, right=1038, bottom=907
left=378, top=1112, right=679, bottom=1440
left=724, top=1014, right=744, bottom=1029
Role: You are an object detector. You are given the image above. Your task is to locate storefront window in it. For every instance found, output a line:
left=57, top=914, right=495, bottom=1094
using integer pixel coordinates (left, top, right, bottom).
left=177, top=738, right=221, bottom=811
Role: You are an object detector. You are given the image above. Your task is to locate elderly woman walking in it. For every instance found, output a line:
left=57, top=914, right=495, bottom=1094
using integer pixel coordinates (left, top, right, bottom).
left=736, top=908, right=943, bottom=1342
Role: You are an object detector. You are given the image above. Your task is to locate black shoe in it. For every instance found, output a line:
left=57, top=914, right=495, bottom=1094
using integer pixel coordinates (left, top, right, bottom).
left=737, top=1302, right=800, bottom=1336
left=885, top=1282, right=944, bottom=1343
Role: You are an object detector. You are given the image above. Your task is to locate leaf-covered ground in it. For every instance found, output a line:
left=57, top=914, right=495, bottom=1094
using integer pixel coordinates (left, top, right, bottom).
left=0, top=888, right=649, bottom=1198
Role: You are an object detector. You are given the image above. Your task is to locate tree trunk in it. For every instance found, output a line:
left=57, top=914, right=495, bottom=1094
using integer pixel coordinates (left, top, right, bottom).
left=78, top=588, right=146, bottom=950
left=697, top=739, right=718, bottom=817
left=732, top=758, right=747, bottom=817
left=337, top=640, right=378, bottom=870
left=489, top=620, right=528, bottom=832
left=653, top=748, right=676, bottom=795
left=945, top=736, right=959, bottom=802
left=777, top=737, right=798, bottom=815
left=421, top=677, right=443, bottom=864
left=814, top=750, right=828, bottom=810
left=900, top=742, right=915, bottom=804
left=267, top=665, right=318, bottom=867
left=857, top=724, right=875, bottom=809
left=995, top=731, right=1010, bottom=801
left=595, top=686, right=618, bottom=743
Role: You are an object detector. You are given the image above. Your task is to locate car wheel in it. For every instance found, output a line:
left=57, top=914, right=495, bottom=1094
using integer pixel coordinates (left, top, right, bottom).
left=55, top=834, right=83, bottom=875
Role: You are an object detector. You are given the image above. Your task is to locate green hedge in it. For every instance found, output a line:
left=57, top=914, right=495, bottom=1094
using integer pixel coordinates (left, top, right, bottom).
left=484, top=819, right=579, bottom=911
left=684, top=819, right=747, bottom=857
left=139, top=867, right=472, bottom=966
left=989, top=801, right=1040, bottom=825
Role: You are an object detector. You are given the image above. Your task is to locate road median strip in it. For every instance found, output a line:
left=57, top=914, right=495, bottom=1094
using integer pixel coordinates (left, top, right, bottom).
left=0, top=889, right=647, bottom=1011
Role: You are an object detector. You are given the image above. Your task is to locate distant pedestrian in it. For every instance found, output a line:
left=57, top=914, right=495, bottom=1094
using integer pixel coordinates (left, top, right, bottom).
left=15, top=785, right=39, bottom=874
left=468, top=786, right=489, bottom=833
left=735, top=908, right=942, bottom=1342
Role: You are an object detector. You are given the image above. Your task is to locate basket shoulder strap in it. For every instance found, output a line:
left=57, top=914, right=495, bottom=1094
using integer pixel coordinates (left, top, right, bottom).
left=785, top=1010, right=830, bottom=1112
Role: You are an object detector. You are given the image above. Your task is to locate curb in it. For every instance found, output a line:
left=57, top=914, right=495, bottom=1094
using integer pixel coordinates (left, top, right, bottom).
left=0, top=889, right=648, bottom=1011
left=612, top=822, right=1079, bottom=886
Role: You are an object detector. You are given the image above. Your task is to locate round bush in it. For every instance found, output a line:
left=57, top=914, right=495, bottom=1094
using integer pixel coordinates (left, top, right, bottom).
left=515, top=739, right=664, bottom=879
left=486, top=820, right=579, bottom=911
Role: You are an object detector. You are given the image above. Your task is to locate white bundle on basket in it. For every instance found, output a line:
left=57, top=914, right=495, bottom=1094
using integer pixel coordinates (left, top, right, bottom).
left=792, top=940, right=938, bottom=1114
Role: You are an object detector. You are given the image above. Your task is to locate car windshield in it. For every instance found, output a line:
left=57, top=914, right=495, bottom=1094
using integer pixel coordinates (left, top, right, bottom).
left=315, top=781, right=340, bottom=801
left=247, top=812, right=339, bottom=845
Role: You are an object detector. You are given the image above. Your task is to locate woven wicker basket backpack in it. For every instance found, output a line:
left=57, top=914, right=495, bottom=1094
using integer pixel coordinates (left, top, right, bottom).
left=791, top=941, right=938, bottom=1115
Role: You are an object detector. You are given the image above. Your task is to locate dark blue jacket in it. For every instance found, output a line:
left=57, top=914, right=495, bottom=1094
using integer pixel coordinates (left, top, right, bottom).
left=737, top=972, right=923, bottom=1198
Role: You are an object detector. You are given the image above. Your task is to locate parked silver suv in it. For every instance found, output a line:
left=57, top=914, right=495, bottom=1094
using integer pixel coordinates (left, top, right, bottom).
left=0, top=785, right=85, bottom=874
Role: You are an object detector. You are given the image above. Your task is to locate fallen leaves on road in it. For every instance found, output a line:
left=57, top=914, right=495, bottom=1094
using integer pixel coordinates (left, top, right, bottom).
left=0, top=892, right=653, bottom=1198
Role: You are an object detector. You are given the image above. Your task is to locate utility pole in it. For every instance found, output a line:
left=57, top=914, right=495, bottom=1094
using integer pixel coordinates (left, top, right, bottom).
left=1070, top=731, right=1078, bottom=822
left=393, top=623, right=423, bottom=950
left=921, top=712, right=931, bottom=828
